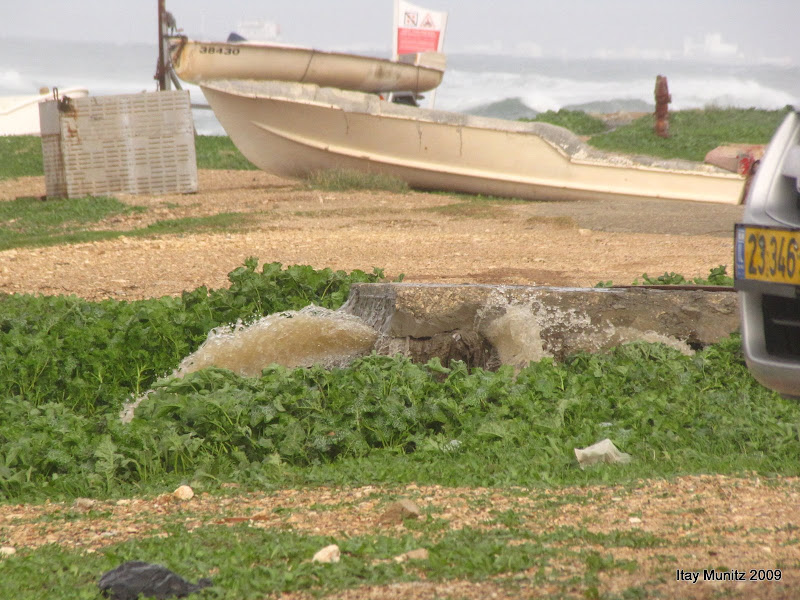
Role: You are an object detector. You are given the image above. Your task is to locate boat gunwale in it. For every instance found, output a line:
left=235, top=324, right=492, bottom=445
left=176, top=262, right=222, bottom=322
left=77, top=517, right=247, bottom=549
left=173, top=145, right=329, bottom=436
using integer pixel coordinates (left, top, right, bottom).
left=170, top=36, right=446, bottom=74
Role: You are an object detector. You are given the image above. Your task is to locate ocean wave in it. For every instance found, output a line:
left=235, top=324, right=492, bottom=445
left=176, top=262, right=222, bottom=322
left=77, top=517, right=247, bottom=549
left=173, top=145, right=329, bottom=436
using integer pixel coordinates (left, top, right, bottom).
left=437, top=68, right=797, bottom=116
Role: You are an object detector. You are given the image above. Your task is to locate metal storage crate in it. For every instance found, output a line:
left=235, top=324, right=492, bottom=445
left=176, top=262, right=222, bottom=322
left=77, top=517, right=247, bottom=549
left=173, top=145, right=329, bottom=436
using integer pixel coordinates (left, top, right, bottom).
left=39, top=90, right=197, bottom=198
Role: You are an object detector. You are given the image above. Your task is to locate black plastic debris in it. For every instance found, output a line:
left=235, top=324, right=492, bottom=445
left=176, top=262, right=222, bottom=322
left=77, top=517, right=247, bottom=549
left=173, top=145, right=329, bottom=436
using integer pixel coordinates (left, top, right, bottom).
left=98, top=561, right=212, bottom=600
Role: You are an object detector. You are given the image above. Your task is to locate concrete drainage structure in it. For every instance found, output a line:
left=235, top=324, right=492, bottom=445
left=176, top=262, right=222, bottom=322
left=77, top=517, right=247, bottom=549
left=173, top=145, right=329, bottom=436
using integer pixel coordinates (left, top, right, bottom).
left=342, top=283, right=740, bottom=370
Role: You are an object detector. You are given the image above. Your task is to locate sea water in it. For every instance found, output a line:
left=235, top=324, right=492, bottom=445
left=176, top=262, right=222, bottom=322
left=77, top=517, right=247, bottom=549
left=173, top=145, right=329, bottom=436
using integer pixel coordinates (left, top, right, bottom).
left=2, top=37, right=798, bottom=135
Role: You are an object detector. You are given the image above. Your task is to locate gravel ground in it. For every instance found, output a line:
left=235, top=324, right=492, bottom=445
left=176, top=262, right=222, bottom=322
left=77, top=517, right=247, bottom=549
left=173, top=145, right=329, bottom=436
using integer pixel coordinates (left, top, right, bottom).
left=0, top=170, right=743, bottom=300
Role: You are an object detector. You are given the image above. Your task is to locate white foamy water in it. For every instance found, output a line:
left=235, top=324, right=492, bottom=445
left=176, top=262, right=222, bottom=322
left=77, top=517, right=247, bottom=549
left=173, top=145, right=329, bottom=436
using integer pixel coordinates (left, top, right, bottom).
left=478, top=296, right=693, bottom=371
left=2, top=38, right=797, bottom=135
left=176, top=305, right=378, bottom=377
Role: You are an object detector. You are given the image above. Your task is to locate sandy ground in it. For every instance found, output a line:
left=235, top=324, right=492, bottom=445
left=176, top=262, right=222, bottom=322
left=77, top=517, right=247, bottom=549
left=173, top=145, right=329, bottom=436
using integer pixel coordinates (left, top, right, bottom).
left=0, top=170, right=743, bottom=300
left=4, top=171, right=797, bottom=599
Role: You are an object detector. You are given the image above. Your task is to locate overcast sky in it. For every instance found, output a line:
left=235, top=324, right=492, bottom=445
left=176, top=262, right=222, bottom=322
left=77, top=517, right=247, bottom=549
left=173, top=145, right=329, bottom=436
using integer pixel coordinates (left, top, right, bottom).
left=2, top=0, right=797, bottom=64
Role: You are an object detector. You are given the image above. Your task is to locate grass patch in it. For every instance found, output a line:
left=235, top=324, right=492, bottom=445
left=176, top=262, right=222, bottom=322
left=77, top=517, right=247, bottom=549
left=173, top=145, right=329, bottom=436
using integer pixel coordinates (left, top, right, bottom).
left=522, top=109, right=609, bottom=136
left=588, top=107, right=791, bottom=162
left=0, top=524, right=649, bottom=599
left=194, top=135, right=257, bottom=170
left=0, top=136, right=257, bottom=180
left=0, top=195, right=144, bottom=250
left=305, top=169, right=410, bottom=193
left=0, top=195, right=255, bottom=251
left=128, top=213, right=253, bottom=237
left=0, top=136, right=43, bottom=180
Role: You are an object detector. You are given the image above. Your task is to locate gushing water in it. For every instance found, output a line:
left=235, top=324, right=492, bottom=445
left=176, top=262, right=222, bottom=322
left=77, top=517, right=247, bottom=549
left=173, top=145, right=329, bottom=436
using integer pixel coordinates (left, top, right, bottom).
left=120, top=306, right=377, bottom=423
left=177, top=305, right=378, bottom=377
left=479, top=294, right=693, bottom=370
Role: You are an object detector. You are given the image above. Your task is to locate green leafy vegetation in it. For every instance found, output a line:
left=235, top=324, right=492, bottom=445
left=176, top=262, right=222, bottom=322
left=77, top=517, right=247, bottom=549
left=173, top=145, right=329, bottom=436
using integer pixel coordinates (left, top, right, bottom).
left=305, top=168, right=410, bottom=193
left=1, top=264, right=798, bottom=501
left=0, top=258, right=384, bottom=416
left=595, top=265, right=733, bottom=287
left=588, top=107, right=791, bottom=162
left=523, top=109, right=609, bottom=136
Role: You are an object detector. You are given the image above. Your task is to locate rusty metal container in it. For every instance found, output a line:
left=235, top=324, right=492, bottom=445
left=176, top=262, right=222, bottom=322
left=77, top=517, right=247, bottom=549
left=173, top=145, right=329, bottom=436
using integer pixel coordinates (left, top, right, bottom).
left=39, top=90, right=197, bottom=198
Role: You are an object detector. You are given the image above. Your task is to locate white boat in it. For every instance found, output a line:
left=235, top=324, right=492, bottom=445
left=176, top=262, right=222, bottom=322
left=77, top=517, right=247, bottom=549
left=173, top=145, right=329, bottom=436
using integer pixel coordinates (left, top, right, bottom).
left=169, top=37, right=445, bottom=95
left=0, top=87, right=89, bottom=136
left=199, top=79, right=748, bottom=205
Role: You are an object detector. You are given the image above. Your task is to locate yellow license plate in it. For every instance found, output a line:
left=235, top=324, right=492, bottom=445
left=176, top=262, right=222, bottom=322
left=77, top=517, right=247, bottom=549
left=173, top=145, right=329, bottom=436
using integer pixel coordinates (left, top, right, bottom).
left=735, top=225, right=800, bottom=285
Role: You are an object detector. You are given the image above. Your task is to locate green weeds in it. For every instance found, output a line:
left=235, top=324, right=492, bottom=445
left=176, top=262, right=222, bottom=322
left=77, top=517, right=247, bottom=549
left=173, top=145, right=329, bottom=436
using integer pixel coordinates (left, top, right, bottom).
left=588, top=107, right=790, bottom=161
left=0, top=259, right=384, bottom=415
left=2, top=296, right=799, bottom=501
left=596, top=265, right=733, bottom=287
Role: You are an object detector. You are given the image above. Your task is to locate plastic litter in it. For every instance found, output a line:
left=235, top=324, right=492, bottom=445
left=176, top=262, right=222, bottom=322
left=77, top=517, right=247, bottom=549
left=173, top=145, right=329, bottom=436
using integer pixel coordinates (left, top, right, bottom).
left=98, top=561, right=212, bottom=600
left=574, top=438, right=632, bottom=469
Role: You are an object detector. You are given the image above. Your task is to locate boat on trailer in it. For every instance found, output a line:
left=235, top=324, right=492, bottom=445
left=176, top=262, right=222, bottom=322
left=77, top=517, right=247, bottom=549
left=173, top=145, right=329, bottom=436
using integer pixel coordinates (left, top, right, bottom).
left=199, top=79, right=747, bottom=205
left=169, top=37, right=445, bottom=95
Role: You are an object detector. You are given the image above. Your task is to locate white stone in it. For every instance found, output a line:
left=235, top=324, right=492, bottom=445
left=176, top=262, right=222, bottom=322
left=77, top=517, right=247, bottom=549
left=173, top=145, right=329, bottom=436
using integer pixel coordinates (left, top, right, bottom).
left=312, top=544, right=340, bottom=563
left=393, top=548, right=429, bottom=563
left=0, top=546, right=15, bottom=557
left=173, top=485, right=194, bottom=501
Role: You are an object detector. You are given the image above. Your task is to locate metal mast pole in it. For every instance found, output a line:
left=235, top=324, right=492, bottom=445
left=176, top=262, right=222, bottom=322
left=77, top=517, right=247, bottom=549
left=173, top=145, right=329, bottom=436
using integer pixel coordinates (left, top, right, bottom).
left=156, top=0, right=170, bottom=91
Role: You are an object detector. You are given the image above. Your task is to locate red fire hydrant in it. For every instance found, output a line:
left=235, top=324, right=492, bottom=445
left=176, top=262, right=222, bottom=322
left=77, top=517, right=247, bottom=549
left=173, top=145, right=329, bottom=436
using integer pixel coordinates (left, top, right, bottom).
left=654, top=75, right=671, bottom=138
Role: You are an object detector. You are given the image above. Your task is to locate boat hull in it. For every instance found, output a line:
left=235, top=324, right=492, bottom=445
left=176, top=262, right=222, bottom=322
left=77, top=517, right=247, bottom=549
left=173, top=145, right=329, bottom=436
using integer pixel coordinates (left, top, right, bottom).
left=171, top=39, right=445, bottom=94
left=0, top=87, right=89, bottom=136
left=200, top=80, right=746, bottom=205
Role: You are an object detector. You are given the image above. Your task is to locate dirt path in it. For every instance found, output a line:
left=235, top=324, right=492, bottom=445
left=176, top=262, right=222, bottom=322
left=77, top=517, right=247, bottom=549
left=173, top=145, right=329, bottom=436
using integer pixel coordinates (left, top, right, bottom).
left=0, top=170, right=742, bottom=300
left=4, top=171, right=794, bottom=599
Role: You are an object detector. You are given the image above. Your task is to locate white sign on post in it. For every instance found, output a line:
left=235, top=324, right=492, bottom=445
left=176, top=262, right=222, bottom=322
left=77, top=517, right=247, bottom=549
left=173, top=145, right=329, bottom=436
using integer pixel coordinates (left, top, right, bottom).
left=393, top=0, right=447, bottom=58
left=392, top=0, right=447, bottom=108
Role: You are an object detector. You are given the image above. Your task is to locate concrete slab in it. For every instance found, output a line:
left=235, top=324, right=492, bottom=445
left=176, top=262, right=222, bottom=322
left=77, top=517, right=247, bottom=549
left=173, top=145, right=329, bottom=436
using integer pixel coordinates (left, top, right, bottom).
left=342, top=283, right=739, bottom=369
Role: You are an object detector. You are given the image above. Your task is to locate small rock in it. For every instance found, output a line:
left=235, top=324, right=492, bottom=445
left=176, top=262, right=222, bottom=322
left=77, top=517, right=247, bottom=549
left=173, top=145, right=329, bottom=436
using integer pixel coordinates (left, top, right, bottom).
left=0, top=546, right=16, bottom=557
left=378, top=499, right=421, bottom=524
left=393, top=548, right=429, bottom=563
left=115, top=499, right=132, bottom=506
left=312, top=544, right=340, bottom=564
left=173, top=485, right=194, bottom=501
left=629, top=517, right=642, bottom=524
left=74, top=498, right=97, bottom=511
